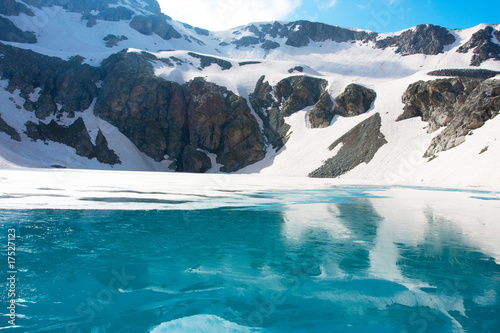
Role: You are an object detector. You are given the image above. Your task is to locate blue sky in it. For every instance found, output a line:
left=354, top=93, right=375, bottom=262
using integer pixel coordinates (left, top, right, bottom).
left=158, top=0, right=500, bottom=32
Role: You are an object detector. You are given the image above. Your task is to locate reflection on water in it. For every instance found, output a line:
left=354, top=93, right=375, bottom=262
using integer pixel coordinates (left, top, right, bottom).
left=0, top=187, right=499, bottom=332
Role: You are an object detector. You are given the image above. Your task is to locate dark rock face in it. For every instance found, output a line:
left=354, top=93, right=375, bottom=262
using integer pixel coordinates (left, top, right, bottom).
left=308, top=91, right=334, bottom=128
left=181, top=145, right=211, bottom=173
left=194, top=27, right=209, bottom=36
left=25, top=117, right=121, bottom=165
left=400, top=78, right=500, bottom=157
left=334, top=84, right=377, bottom=117
left=399, top=78, right=483, bottom=132
left=0, top=43, right=100, bottom=119
left=428, top=69, right=500, bottom=80
left=0, top=115, right=21, bottom=142
left=96, top=6, right=134, bottom=21
left=95, top=51, right=180, bottom=162
left=425, top=79, right=500, bottom=157
left=309, top=113, right=387, bottom=178
left=22, top=0, right=162, bottom=16
left=95, top=51, right=264, bottom=172
left=376, top=24, right=455, bottom=55
left=232, top=36, right=261, bottom=48
left=187, top=52, right=232, bottom=70
left=186, top=78, right=265, bottom=172
left=283, top=21, right=377, bottom=47
left=0, top=17, right=37, bottom=44
left=103, top=34, right=128, bottom=48
left=129, top=15, right=182, bottom=40
left=231, top=20, right=377, bottom=49
left=0, top=0, right=34, bottom=16
left=261, top=40, right=280, bottom=50
left=457, top=26, right=500, bottom=66
left=250, top=75, right=329, bottom=149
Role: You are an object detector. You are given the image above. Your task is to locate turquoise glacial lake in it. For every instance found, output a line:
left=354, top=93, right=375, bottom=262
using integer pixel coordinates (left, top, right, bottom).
left=1, top=186, right=499, bottom=332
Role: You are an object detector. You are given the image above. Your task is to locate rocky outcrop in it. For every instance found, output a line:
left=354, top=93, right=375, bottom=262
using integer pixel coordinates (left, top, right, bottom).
left=428, top=69, right=500, bottom=80
left=21, top=0, right=162, bottom=16
left=284, top=21, right=377, bottom=47
left=457, top=26, right=500, bottom=66
left=309, top=113, right=387, bottom=178
left=95, top=51, right=264, bottom=172
left=187, top=52, right=232, bottom=70
left=399, top=78, right=483, bottom=132
left=185, top=78, right=265, bottom=172
left=103, top=34, right=128, bottom=48
left=250, top=75, right=329, bottom=149
left=129, top=15, right=182, bottom=40
left=0, top=17, right=37, bottom=44
left=308, top=83, right=377, bottom=129
left=308, top=91, right=334, bottom=128
left=25, top=117, right=120, bottom=165
left=0, top=0, right=34, bottom=16
left=425, top=79, right=500, bottom=157
left=334, top=84, right=377, bottom=117
left=0, top=43, right=100, bottom=119
left=181, top=145, right=212, bottom=173
left=232, top=36, right=261, bottom=48
left=400, top=78, right=500, bottom=157
left=227, top=20, right=377, bottom=49
left=96, top=6, right=134, bottom=21
left=376, top=24, right=455, bottom=55
left=0, top=115, right=21, bottom=142
left=261, top=40, right=280, bottom=50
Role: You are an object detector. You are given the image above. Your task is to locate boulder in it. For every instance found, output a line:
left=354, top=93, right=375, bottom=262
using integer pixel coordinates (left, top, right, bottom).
left=334, top=84, right=377, bottom=117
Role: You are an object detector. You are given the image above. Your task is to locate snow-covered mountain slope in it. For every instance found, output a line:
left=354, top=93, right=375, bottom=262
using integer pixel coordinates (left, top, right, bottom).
left=0, top=0, right=499, bottom=188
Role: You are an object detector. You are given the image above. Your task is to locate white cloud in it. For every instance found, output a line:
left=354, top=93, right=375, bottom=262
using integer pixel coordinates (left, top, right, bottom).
left=157, top=0, right=303, bottom=31
left=319, top=0, right=338, bottom=10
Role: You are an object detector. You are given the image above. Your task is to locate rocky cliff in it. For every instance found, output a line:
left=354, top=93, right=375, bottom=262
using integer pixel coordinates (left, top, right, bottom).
left=400, top=76, right=500, bottom=157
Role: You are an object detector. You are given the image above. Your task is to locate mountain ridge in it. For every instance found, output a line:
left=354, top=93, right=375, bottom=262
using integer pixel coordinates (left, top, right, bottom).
left=0, top=0, right=499, bottom=187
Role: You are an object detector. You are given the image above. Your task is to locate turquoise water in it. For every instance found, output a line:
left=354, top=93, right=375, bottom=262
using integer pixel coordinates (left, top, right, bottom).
left=1, top=187, right=499, bottom=332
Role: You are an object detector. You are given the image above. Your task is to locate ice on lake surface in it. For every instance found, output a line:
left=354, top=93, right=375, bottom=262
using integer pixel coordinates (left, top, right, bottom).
left=1, top=185, right=499, bottom=332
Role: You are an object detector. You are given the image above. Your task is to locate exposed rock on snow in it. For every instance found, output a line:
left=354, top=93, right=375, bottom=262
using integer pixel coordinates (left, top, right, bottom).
left=0, top=0, right=34, bottom=16
left=309, top=91, right=334, bottom=129
left=0, top=115, right=21, bottom=142
left=129, top=15, right=182, bottom=40
left=428, top=69, right=500, bottom=80
left=25, top=117, right=120, bottom=165
left=187, top=52, right=232, bottom=70
left=95, top=51, right=264, bottom=172
left=0, top=17, right=37, bottom=44
left=309, top=113, right=387, bottom=178
left=399, top=78, right=483, bottom=132
left=400, top=77, right=500, bottom=157
left=376, top=24, right=455, bottom=55
left=334, top=84, right=377, bottom=118
left=250, top=75, right=328, bottom=149
left=425, top=78, right=500, bottom=157
left=0, top=43, right=100, bottom=119
left=457, top=26, right=500, bottom=66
